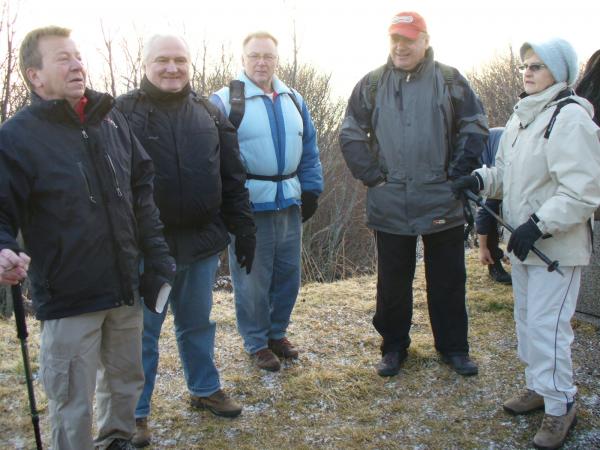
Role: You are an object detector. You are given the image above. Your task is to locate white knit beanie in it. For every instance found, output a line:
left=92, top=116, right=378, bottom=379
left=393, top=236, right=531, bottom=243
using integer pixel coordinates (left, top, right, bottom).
left=520, top=38, right=579, bottom=87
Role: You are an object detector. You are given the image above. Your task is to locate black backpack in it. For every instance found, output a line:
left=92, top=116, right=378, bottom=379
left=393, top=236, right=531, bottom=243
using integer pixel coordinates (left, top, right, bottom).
left=227, top=80, right=304, bottom=130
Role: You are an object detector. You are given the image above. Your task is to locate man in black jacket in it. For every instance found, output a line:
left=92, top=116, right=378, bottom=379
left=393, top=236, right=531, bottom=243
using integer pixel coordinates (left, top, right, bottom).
left=116, top=34, right=256, bottom=448
left=0, top=26, right=175, bottom=450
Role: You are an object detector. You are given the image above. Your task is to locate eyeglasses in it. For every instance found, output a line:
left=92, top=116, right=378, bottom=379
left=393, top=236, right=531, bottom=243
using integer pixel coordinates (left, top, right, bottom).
left=518, top=63, right=547, bottom=73
left=245, top=53, right=277, bottom=63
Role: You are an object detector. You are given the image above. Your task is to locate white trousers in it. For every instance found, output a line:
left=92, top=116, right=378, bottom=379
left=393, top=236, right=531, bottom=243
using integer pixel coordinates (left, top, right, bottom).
left=511, top=264, right=580, bottom=415
left=40, top=303, right=143, bottom=450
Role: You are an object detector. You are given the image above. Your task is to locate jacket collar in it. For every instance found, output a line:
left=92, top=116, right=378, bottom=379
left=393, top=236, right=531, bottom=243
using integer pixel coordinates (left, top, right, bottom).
left=140, top=76, right=191, bottom=105
left=514, top=82, right=571, bottom=127
left=237, top=71, right=292, bottom=98
left=386, top=47, right=435, bottom=80
left=29, top=89, right=114, bottom=126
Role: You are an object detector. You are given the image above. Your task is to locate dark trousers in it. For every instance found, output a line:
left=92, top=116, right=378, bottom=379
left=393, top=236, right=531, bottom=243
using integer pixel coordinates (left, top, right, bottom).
left=373, top=225, right=469, bottom=356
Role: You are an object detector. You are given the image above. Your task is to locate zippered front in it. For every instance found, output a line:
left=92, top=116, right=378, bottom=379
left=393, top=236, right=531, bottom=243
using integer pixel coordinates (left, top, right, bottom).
left=77, top=161, right=97, bottom=204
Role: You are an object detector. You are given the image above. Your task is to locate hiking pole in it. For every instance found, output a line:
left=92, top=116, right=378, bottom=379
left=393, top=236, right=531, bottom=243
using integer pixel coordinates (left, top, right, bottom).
left=11, top=283, right=43, bottom=450
left=464, top=190, right=563, bottom=276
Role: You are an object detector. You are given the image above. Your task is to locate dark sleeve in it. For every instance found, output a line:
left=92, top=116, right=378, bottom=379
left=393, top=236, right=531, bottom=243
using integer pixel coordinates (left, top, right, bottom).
left=339, top=74, right=387, bottom=187
left=127, top=120, right=175, bottom=280
left=0, top=130, right=31, bottom=252
left=475, top=199, right=501, bottom=235
left=296, top=96, right=324, bottom=195
left=447, top=72, right=489, bottom=179
left=213, top=107, right=256, bottom=237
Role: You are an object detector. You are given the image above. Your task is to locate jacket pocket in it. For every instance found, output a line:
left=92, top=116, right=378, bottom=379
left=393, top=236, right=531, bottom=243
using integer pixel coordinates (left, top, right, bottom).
left=41, top=355, right=70, bottom=403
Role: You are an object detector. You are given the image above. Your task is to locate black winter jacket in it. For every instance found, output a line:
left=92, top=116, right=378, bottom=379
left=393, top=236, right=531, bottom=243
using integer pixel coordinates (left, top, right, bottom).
left=0, top=90, right=174, bottom=320
left=116, top=78, right=255, bottom=264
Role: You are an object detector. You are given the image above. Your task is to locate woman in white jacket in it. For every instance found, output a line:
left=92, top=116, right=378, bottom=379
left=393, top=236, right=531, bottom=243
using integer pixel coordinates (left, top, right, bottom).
left=453, top=38, right=600, bottom=449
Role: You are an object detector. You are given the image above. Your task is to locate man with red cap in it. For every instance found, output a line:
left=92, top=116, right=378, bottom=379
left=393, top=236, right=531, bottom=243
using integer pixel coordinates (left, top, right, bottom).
left=340, top=12, right=488, bottom=377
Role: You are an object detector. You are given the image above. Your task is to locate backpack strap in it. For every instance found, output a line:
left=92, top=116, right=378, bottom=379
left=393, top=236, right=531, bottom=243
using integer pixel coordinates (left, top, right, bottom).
left=228, top=80, right=245, bottom=129
left=544, top=89, right=577, bottom=139
left=191, top=91, right=221, bottom=127
left=287, top=89, right=304, bottom=121
left=367, top=64, right=387, bottom=108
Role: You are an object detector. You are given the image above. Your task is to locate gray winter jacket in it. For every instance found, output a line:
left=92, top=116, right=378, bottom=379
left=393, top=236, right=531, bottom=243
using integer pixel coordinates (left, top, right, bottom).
left=340, top=48, right=488, bottom=235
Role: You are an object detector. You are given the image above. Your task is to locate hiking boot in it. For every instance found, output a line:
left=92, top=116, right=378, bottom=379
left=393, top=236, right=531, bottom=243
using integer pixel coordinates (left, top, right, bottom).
left=376, top=351, right=406, bottom=377
left=488, top=260, right=512, bottom=285
left=441, top=354, right=478, bottom=376
left=503, top=389, right=544, bottom=415
left=190, top=389, right=242, bottom=418
left=253, top=348, right=281, bottom=372
left=131, top=417, right=151, bottom=448
left=268, top=337, right=299, bottom=359
left=106, top=438, right=136, bottom=450
left=533, top=404, right=577, bottom=449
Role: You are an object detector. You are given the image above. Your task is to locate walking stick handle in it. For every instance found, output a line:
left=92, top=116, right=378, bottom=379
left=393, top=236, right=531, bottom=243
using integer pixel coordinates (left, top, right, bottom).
left=464, top=191, right=564, bottom=276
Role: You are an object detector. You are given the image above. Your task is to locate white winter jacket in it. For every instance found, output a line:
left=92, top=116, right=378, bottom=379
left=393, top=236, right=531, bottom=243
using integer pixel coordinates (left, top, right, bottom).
left=476, top=82, right=600, bottom=266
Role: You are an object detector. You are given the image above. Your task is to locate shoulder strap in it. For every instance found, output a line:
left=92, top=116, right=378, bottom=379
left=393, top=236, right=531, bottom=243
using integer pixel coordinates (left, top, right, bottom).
left=287, top=89, right=304, bottom=120
left=368, top=64, right=387, bottom=108
left=228, top=80, right=245, bottom=129
left=544, top=90, right=577, bottom=139
left=436, top=62, right=456, bottom=85
left=191, top=91, right=220, bottom=127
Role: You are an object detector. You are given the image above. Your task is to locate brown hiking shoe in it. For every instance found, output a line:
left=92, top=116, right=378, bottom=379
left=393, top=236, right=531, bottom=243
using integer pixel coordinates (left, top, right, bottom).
left=503, top=389, right=544, bottom=415
left=190, top=389, right=242, bottom=418
left=253, top=348, right=281, bottom=371
left=132, top=417, right=151, bottom=448
left=533, top=404, right=577, bottom=449
left=268, top=337, right=299, bottom=359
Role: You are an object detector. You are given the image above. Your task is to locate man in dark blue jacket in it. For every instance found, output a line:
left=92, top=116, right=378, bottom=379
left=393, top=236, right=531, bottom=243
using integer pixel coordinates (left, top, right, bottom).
left=0, top=26, right=175, bottom=450
left=116, top=34, right=255, bottom=448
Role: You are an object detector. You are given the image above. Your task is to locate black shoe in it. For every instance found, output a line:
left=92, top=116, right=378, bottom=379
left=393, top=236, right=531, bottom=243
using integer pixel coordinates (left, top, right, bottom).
left=107, top=438, right=136, bottom=450
left=441, top=354, right=478, bottom=376
left=376, top=351, right=406, bottom=377
left=488, top=261, right=512, bottom=285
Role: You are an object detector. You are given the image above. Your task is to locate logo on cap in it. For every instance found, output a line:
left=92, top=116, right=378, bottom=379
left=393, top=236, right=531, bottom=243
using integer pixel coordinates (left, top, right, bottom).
left=391, top=15, right=414, bottom=24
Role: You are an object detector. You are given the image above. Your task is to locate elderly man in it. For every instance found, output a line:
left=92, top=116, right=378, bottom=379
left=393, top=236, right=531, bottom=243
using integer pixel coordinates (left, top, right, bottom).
left=339, top=12, right=488, bottom=377
left=116, top=35, right=255, bottom=447
left=0, top=26, right=175, bottom=450
left=211, top=31, right=323, bottom=372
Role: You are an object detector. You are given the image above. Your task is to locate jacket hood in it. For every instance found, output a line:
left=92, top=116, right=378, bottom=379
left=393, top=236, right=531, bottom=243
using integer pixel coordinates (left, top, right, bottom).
left=29, top=89, right=114, bottom=125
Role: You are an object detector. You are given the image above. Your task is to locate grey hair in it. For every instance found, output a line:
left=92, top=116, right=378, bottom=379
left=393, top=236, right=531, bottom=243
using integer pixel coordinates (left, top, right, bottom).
left=142, top=34, right=190, bottom=63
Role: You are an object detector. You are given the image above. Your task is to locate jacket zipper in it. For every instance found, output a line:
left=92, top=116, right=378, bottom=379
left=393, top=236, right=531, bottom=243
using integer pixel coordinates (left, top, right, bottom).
left=105, top=153, right=124, bottom=198
left=77, top=161, right=97, bottom=204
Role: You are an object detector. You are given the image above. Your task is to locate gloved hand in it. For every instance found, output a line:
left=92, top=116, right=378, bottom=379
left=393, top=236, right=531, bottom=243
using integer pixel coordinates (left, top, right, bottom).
left=451, top=174, right=482, bottom=200
left=507, top=218, right=542, bottom=261
left=301, top=192, right=318, bottom=223
left=235, top=233, right=256, bottom=274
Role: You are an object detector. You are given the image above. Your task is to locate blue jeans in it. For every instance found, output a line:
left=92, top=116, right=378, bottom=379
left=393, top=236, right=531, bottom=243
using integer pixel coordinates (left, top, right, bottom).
left=135, top=254, right=221, bottom=418
left=229, top=206, right=302, bottom=354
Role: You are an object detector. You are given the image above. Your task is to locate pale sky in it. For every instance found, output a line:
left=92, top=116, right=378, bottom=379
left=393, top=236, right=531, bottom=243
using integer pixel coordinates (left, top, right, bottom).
left=10, top=0, right=600, bottom=97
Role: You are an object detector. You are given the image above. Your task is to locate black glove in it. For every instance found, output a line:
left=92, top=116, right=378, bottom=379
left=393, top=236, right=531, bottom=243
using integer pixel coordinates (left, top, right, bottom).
left=301, top=192, right=318, bottom=223
left=507, top=218, right=542, bottom=261
left=451, top=174, right=482, bottom=200
left=140, top=257, right=176, bottom=314
left=235, top=233, right=256, bottom=274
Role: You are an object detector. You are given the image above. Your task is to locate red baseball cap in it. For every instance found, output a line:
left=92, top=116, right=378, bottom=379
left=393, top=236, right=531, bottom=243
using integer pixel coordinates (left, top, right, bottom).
left=388, top=12, right=427, bottom=40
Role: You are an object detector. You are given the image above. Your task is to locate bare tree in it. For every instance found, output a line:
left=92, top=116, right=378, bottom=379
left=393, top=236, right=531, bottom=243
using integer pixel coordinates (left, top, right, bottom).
left=467, top=46, right=522, bottom=128
left=120, top=30, right=144, bottom=92
left=98, top=21, right=118, bottom=97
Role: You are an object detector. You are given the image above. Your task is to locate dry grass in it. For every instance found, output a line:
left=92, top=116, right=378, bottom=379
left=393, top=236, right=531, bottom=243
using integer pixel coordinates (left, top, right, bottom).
left=1, top=250, right=599, bottom=449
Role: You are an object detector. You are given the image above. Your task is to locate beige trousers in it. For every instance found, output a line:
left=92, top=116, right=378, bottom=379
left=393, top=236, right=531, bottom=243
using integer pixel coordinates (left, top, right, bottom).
left=40, top=302, right=143, bottom=450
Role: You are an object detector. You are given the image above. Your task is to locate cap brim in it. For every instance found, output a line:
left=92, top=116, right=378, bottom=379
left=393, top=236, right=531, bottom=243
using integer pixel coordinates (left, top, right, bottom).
left=389, top=26, right=421, bottom=40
